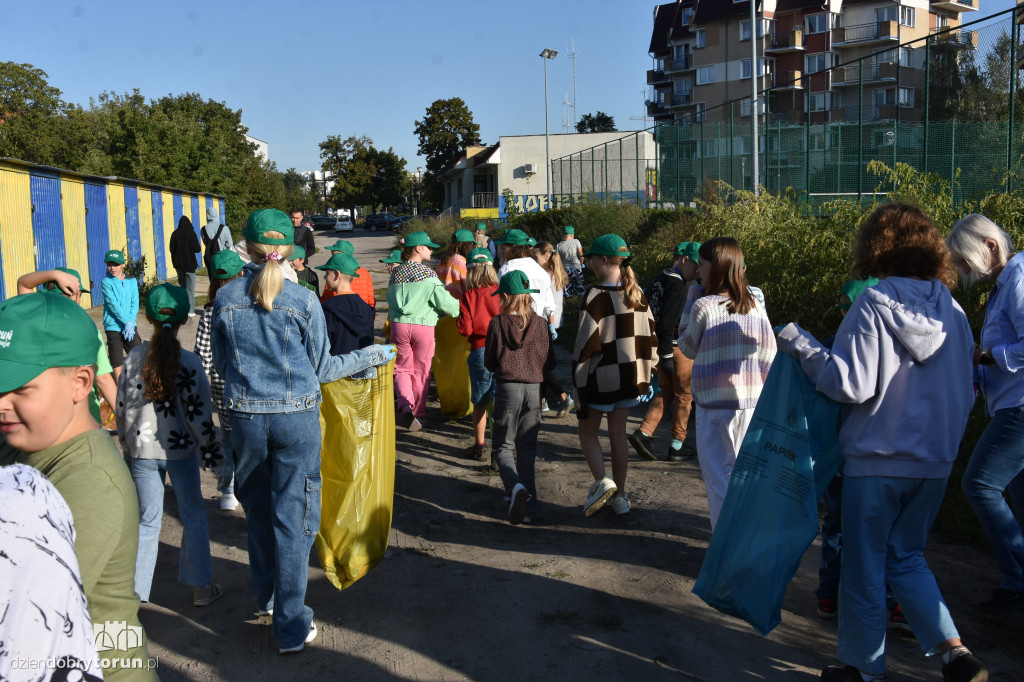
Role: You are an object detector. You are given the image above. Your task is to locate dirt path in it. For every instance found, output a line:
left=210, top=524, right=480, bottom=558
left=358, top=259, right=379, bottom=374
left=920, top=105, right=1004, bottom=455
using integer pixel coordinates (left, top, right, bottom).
left=122, top=228, right=1020, bottom=681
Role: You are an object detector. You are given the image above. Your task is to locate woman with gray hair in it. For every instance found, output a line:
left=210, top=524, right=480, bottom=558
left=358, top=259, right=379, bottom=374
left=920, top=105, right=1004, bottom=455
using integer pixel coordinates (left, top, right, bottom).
left=947, top=213, right=1024, bottom=614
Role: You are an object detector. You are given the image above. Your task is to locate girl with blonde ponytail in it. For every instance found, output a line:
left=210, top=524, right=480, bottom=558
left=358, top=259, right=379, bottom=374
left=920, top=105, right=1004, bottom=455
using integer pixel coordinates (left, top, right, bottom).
left=572, top=234, right=658, bottom=518
left=211, top=209, right=396, bottom=653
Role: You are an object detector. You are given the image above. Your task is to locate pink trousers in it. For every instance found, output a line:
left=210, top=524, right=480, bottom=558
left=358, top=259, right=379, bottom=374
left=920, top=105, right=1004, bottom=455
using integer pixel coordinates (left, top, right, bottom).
left=391, top=321, right=436, bottom=418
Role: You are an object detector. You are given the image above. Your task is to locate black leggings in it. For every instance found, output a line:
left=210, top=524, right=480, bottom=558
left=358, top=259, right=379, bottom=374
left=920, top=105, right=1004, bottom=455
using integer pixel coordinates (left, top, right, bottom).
left=542, top=367, right=566, bottom=405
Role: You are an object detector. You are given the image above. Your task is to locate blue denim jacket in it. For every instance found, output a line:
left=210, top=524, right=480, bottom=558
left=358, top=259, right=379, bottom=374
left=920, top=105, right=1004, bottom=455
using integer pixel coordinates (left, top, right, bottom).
left=212, top=263, right=388, bottom=414
left=980, top=250, right=1024, bottom=414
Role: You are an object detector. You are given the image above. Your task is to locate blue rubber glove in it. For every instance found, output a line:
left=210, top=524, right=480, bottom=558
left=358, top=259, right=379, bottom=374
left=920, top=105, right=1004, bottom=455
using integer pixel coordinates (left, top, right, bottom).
left=122, top=322, right=136, bottom=342
left=638, top=386, right=655, bottom=404
left=377, top=344, right=398, bottom=366
left=549, top=324, right=558, bottom=340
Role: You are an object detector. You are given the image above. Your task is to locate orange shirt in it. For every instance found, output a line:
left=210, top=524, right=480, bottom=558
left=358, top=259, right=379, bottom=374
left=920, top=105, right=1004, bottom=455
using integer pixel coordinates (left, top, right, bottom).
left=320, top=267, right=375, bottom=308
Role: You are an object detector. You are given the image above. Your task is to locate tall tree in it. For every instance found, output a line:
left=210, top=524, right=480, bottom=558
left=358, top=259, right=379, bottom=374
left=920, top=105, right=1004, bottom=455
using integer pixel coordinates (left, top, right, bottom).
left=320, top=134, right=373, bottom=216
left=575, top=111, right=616, bottom=133
left=413, top=98, right=481, bottom=206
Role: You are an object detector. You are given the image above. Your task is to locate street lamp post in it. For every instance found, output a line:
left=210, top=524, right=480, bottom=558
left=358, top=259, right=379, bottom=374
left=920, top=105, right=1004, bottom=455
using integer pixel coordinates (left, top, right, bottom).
left=540, top=48, right=558, bottom=202
left=416, top=166, right=423, bottom=216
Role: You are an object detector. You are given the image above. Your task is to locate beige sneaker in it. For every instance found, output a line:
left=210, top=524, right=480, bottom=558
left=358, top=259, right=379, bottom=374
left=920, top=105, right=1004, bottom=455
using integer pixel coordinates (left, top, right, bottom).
left=584, top=476, right=617, bottom=516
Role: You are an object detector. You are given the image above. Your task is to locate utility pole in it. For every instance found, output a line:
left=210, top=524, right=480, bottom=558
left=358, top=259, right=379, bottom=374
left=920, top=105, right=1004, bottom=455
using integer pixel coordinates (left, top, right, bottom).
left=541, top=48, right=558, bottom=200
left=750, top=0, right=760, bottom=196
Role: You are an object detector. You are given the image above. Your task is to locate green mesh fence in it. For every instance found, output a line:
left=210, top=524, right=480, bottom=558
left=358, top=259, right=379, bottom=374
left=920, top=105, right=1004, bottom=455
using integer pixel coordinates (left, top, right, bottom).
left=551, top=6, right=1024, bottom=210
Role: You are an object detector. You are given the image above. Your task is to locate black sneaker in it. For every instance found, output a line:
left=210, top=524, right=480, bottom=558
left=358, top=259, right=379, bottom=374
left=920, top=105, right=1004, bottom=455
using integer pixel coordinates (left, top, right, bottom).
left=466, top=443, right=486, bottom=460
left=628, top=429, right=657, bottom=461
left=977, top=587, right=1024, bottom=613
left=668, top=443, right=697, bottom=461
left=819, top=665, right=862, bottom=682
left=508, top=483, right=531, bottom=525
left=942, top=650, right=987, bottom=682
left=396, top=408, right=422, bottom=432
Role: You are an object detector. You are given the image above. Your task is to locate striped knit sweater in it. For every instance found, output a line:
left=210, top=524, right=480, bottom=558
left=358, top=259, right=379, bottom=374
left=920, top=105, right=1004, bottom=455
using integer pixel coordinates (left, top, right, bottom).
left=572, top=284, right=658, bottom=406
left=678, top=293, right=776, bottom=410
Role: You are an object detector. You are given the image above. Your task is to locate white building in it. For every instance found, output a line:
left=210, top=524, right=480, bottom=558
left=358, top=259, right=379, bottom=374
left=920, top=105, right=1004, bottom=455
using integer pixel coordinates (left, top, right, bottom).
left=439, top=131, right=658, bottom=220
left=245, top=135, right=269, bottom=161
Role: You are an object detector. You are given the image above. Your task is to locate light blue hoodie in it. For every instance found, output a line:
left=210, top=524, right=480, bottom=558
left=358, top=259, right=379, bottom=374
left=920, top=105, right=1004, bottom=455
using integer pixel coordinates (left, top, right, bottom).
left=777, top=277, right=974, bottom=479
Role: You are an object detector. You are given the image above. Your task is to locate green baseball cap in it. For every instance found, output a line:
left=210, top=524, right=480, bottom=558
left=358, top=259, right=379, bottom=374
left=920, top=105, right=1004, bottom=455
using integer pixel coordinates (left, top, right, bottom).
left=453, top=228, right=476, bottom=244
left=492, top=270, right=540, bottom=297
left=839, top=277, right=879, bottom=310
left=53, top=267, right=90, bottom=293
left=243, top=209, right=294, bottom=245
left=211, top=250, right=244, bottom=279
left=327, top=239, right=354, bottom=254
left=403, top=231, right=440, bottom=248
left=468, top=247, right=493, bottom=265
left=316, top=252, right=361, bottom=277
left=563, top=225, right=575, bottom=234
left=145, top=283, right=191, bottom=323
left=584, top=234, right=631, bottom=258
left=288, top=245, right=306, bottom=262
left=379, top=250, right=403, bottom=264
left=494, top=229, right=532, bottom=246
left=104, top=249, right=126, bottom=265
left=475, top=222, right=488, bottom=232
left=0, top=293, right=101, bottom=392
left=674, top=241, right=701, bottom=262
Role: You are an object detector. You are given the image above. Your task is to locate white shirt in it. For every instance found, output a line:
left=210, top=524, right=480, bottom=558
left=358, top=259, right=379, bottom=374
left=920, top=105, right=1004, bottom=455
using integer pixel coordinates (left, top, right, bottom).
left=498, top=257, right=556, bottom=320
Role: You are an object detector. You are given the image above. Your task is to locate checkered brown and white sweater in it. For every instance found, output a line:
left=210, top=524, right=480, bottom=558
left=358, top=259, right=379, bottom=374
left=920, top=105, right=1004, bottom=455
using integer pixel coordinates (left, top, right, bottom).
left=572, top=284, right=658, bottom=406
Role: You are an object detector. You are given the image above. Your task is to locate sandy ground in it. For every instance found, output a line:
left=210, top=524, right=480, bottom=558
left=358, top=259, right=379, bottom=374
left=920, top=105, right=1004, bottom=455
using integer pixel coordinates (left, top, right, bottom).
left=97, top=228, right=1023, bottom=681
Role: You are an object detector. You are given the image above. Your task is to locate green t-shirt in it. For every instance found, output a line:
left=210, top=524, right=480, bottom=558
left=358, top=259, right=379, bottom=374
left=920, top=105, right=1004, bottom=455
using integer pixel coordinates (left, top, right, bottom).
left=91, top=328, right=114, bottom=423
left=0, top=430, right=158, bottom=680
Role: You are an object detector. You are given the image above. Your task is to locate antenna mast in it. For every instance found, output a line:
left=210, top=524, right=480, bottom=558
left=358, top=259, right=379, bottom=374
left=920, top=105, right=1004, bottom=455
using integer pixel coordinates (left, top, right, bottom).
left=569, top=38, right=579, bottom=129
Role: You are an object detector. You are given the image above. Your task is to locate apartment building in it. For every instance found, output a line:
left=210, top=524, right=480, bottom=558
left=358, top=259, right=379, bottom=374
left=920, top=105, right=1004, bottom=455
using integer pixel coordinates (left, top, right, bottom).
left=648, top=0, right=978, bottom=126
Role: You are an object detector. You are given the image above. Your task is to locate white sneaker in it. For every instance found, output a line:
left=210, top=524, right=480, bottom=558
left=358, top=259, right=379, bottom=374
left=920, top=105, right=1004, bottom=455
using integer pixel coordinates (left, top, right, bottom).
left=219, top=493, right=239, bottom=511
left=584, top=476, right=617, bottom=517
left=279, top=621, right=317, bottom=654
left=609, top=493, right=631, bottom=515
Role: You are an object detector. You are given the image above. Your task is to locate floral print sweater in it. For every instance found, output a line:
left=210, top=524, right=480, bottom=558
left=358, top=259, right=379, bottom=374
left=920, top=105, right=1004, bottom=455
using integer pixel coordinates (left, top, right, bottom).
left=116, top=341, right=222, bottom=468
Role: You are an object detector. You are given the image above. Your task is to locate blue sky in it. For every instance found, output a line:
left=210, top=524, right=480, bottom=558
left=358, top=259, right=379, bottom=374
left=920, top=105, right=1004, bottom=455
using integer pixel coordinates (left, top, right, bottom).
left=1, top=1, right=1018, bottom=174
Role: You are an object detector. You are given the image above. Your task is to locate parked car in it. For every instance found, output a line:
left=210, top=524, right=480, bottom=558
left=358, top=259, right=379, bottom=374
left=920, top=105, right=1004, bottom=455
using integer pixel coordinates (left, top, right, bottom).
left=364, top=213, right=401, bottom=232
left=309, top=214, right=339, bottom=230
left=336, top=217, right=354, bottom=232
left=395, top=215, right=416, bottom=228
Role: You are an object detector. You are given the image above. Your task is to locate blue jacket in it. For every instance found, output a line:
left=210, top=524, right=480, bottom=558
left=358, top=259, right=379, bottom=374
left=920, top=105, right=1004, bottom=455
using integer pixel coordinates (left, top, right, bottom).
left=211, top=263, right=388, bottom=414
left=101, top=275, right=139, bottom=332
left=979, top=250, right=1024, bottom=414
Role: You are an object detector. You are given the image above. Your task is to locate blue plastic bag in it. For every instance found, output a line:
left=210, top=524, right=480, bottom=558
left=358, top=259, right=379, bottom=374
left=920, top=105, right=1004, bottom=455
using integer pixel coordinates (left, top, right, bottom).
left=692, top=353, right=844, bottom=635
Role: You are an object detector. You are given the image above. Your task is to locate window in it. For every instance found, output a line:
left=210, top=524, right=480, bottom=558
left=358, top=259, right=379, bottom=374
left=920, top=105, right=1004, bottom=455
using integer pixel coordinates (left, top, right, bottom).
left=740, top=19, right=772, bottom=41
left=805, top=13, right=838, bottom=35
left=741, top=58, right=771, bottom=79
left=701, top=139, right=719, bottom=158
left=741, top=97, right=752, bottom=117
left=682, top=7, right=693, bottom=25
left=742, top=59, right=751, bottom=79
left=674, top=78, right=692, bottom=94
left=876, top=6, right=896, bottom=23
left=805, top=53, right=835, bottom=74
left=899, top=86, right=914, bottom=107
left=935, top=14, right=949, bottom=29
left=873, top=87, right=914, bottom=108
left=901, top=6, right=915, bottom=27
left=695, top=102, right=706, bottom=122
left=695, top=29, right=706, bottom=48
left=806, top=91, right=832, bottom=112
left=697, top=66, right=715, bottom=85
left=877, top=6, right=914, bottom=27
left=875, top=47, right=910, bottom=66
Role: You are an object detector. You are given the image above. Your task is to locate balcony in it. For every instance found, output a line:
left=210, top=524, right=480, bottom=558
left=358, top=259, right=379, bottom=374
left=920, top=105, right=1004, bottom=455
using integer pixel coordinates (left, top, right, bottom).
left=471, top=192, right=497, bottom=209
left=667, top=55, right=693, bottom=73
left=930, top=0, right=977, bottom=12
left=647, top=68, right=669, bottom=85
left=670, top=91, right=695, bottom=107
left=836, top=104, right=900, bottom=122
left=832, top=21, right=900, bottom=48
left=930, top=27, right=979, bottom=48
left=832, top=62, right=899, bottom=87
left=765, top=27, right=805, bottom=53
left=646, top=99, right=669, bottom=117
left=773, top=70, right=804, bottom=90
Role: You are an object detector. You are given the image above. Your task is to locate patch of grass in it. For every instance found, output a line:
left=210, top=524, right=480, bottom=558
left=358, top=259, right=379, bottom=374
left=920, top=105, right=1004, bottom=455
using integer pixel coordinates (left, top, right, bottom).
left=473, top=464, right=500, bottom=477
left=548, top=570, right=570, bottom=580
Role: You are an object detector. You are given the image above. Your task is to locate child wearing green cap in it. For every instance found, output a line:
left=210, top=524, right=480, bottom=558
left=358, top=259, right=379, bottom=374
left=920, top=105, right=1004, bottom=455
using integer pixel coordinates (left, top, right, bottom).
left=678, top=237, right=776, bottom=530
left=457, top=248, right=503, bottom=458
left=213, top=209, right=396, bottom=653
left=116, top=283, right=225, bottom=608
left=322, top=239, right=375, bottom=308
left=17, top=268, right=118, bottom=429
left=0, top=293, right=158, bottom=679
left=288, top=246, right=321, bottom=297
left=194, top=249, right=246, bottom=511
left=532, top=241, right=574, bottom=417
left=556, top=226, right=585, bottom=298
left=317, top=253, right=375, bottom=355
left=388, top=231, right=461, bottom=430
left=435, top=228, right=477, bottom=299
left=101, top=248, right=142, bottom=382
left=496, top=229, right=557, bottom=337
left=484, top=271, right=555, bottom=524
left=574, top=233, right=658, bottom=517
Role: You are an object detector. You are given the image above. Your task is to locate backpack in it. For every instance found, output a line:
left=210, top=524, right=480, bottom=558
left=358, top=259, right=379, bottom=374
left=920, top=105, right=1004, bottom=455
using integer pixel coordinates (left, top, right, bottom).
left=202, top=224, right=227, bottom=272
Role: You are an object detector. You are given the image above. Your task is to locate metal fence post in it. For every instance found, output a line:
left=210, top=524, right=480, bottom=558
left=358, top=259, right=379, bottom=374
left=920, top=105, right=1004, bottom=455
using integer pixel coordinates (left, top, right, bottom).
left=858, top=59, right=864, bottom=204
left=806, top=74, right=812, bottom=195
left=1009, top=5, right=1018, bottom=193
left=925, top=34, right=931, bottom=175
left=730, top=104, right=735, bottom=189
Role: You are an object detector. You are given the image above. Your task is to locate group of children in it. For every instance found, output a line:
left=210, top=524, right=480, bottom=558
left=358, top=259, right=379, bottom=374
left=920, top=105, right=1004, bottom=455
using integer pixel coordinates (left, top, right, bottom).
left=0, top=204, right=996, bottom=682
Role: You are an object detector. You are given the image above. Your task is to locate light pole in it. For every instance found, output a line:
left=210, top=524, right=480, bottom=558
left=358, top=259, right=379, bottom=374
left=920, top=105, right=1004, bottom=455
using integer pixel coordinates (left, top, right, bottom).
left=750, top=0, right=759, bottom=196
left=540, top=48, right=558, bottom=202
left=416, top=166, right=423, bottom=216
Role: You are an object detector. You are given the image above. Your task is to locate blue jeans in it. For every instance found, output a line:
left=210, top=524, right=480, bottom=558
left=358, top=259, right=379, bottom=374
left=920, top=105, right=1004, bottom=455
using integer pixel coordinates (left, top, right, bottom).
left=839, top=476, right=959, bottom=676
left=492, top=382, right=541, bottom=517
left=962, top=404, right=1024, bottom=592
left=218, top=425, right=235, bottom=496
left=467, top=347, right=494, bottom=407
left=130, top=456, right=212, bottom=602
left=816, top=471, right=844, bottom=600
left=228, top=408, right=321, bottom=650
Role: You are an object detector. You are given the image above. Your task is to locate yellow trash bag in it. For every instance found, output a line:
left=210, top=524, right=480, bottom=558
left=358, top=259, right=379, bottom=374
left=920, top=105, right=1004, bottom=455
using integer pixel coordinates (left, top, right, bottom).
left=315, top=361, right=396, bottom=590
left=431, top=316, right=473, bottom=419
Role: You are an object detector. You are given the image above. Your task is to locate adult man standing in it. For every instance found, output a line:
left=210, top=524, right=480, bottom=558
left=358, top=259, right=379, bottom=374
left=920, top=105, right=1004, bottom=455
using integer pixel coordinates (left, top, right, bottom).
left=290, top=209, right=316, bottom=266
left=169, top=215, right=200, bottom=316
left=202, top=206, right=233, bottom=274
